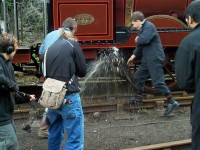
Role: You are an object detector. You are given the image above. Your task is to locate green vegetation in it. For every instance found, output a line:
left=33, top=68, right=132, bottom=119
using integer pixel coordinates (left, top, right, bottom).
left=5, top=0, right=44, bottom=46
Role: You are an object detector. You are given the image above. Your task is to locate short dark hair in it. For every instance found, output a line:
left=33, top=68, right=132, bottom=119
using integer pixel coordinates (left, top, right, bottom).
left=62, top=17, right=77, bottom=31
left=0, top=33, right=14, bottom=53
left=130, top=11, right=145, bottom=22
left=186, top=1, right=200, bottom=23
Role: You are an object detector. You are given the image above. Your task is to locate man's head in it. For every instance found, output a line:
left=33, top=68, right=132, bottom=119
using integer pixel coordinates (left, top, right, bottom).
left=185, top=1, right=200, bottom=29
left=62, top=17, right=77, bottom=34
left=130, top=11, right=145, bottom=30
left=0, top=33, right=18, bottom=60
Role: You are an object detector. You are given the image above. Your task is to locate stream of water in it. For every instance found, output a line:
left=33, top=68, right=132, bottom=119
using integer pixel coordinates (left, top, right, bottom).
left=80, top=47, right=136, bottom=102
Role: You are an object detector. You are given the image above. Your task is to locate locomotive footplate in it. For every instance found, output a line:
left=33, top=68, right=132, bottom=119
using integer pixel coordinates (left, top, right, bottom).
left=12, top=46, right=31, bottom=63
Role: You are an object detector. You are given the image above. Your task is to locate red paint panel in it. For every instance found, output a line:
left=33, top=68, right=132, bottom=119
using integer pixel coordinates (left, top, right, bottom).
left=83, top=49, right=97, bottom=59
left=59, top=4, right=108, bottom=35
left=53, top=0, right=114, bottom=41
left=133, top=0, right=188, bottom=21
left=116, top=0, right=125, bottom=26
left=148, top=17, right=186, bottom=29
left=12, top=47, right=31, bottom=63
left=12, top=54, right=31, bottom=63
left=159, top=32, right=189, bottom=46
left=80, top=31, right=189, bottom=50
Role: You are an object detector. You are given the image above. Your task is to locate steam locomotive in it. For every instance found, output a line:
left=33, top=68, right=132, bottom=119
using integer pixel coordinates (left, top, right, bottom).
left=13, top=0, right=193, bottom=91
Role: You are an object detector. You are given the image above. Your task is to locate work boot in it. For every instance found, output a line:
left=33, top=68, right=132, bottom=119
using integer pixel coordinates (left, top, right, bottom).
left=38, top=126, right=49, bottom=138
left=128, top=94, right=143, bottom=104
left=164, top=98, right=180, bottom=116
left=38, top=114, right=49, bottom=138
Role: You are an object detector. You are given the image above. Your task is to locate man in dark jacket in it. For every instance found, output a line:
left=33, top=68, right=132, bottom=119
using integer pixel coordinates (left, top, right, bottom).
left=38, top=17, right=78, bottom=139
left=40, top=18, right=87, bottom=150
left=0, top=33, right=36, bottom=150
left=127, top=11, right=179, bottom=116
left=175, top=1, right=200, bottom=149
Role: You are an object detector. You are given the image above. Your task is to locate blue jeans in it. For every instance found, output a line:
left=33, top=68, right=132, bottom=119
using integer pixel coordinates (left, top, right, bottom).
left=47, top=93, right=84, bottom=150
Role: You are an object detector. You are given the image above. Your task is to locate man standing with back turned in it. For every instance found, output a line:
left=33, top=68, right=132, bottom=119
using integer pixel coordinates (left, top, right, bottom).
left=127, top=11, right=179, bottom=116
left=39, top=18, right=87, bottom=150
left=175, top=1, right=200, bottom=149
left=38, top=17, right=79, bottom=138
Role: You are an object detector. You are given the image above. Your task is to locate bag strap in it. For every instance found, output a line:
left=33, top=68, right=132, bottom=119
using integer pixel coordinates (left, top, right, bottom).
left=43, top=48, right=49, bottom=77
left=68, top=74, right=75, bottom=85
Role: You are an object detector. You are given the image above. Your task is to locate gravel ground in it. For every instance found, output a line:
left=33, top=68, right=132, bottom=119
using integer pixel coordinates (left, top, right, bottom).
left=15, top=106, right=191, bottom=150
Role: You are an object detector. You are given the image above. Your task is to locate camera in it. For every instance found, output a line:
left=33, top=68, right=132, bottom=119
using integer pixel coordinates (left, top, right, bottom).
left=22, top=124, right=32, bottom=133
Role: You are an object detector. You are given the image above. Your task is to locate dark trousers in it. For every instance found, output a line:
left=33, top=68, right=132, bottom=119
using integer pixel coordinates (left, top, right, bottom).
left=134, top=61, right=170, bottom=95
left=192, top=123, right=200, bottom=150
left=0, top=123, right=18, bottom=150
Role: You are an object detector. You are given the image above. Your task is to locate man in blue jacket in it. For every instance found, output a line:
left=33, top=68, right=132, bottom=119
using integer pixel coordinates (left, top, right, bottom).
left=175, top=1, right=200, bottom=149
left=127, top=11, right=179, bottom=116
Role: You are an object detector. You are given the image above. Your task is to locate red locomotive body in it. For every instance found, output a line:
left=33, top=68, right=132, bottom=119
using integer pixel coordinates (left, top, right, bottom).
left=44, top=0, right=192, bottom=89
left=49, top=0, right=192, bottom=57
left=12, top=0, right=194, bottom=90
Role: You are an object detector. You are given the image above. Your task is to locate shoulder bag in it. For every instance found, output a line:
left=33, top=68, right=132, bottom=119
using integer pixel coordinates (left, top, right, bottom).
left=39, top=48, right=74, bottom=109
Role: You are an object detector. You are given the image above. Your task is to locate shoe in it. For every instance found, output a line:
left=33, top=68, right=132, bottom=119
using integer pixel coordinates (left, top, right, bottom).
left=128, top=95, right=143, bottom=104
left=164, top=100, right=180, bottom=116
left=38, top=127, right=49, bottom=138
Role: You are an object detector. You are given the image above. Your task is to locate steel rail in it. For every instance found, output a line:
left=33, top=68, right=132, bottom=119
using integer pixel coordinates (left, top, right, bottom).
left=13, top=93, right=193, bottom=119
left=122, top=139, right=191, bottom=150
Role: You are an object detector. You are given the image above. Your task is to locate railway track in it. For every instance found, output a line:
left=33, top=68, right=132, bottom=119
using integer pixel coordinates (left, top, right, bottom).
left=122, top=139, right=191, bottom=150
left=13, top=90, right=193, bottom=119
left=81, top=90, right=193, bottom=112
left=14, top=88, right=192, bottom=150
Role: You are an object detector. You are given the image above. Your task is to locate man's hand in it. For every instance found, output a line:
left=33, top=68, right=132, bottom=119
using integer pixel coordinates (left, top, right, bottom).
left=127, top=54, right=136, bottom=66
left=29, top=95, right=36, bottom=102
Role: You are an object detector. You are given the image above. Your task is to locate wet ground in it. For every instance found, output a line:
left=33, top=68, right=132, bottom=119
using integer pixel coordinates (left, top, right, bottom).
left=16, top=106, right=191, bottom=150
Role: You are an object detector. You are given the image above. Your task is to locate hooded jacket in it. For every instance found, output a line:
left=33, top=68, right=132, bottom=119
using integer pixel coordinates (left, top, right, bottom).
left=0, top=53, right=30, bottom=126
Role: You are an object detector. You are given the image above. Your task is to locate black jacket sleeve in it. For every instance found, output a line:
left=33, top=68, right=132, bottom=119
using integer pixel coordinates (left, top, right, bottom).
left=137, top=24, right=155, bottom=46
left=0, top=65, right=19, bottom=92
left=175, top=43, right=195, bottom=92
left=73, top=42, right=87, bottom=77
left=133, top=46, right=143, bottom=57
left=15, top=92, right=31, bottom=104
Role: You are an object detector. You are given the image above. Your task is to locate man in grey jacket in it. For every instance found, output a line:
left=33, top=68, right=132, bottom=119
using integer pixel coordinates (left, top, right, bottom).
left=127, top=11, right=179, bottom=116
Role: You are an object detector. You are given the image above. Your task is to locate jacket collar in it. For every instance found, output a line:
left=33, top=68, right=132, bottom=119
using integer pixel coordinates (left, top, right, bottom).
left=139, top=19, right=147, bottom=32
left=0, top=53, right=9, bottom=63
left=141, top=19, right=146, bottom=25
left=191, top=23, right=200, bottom=32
